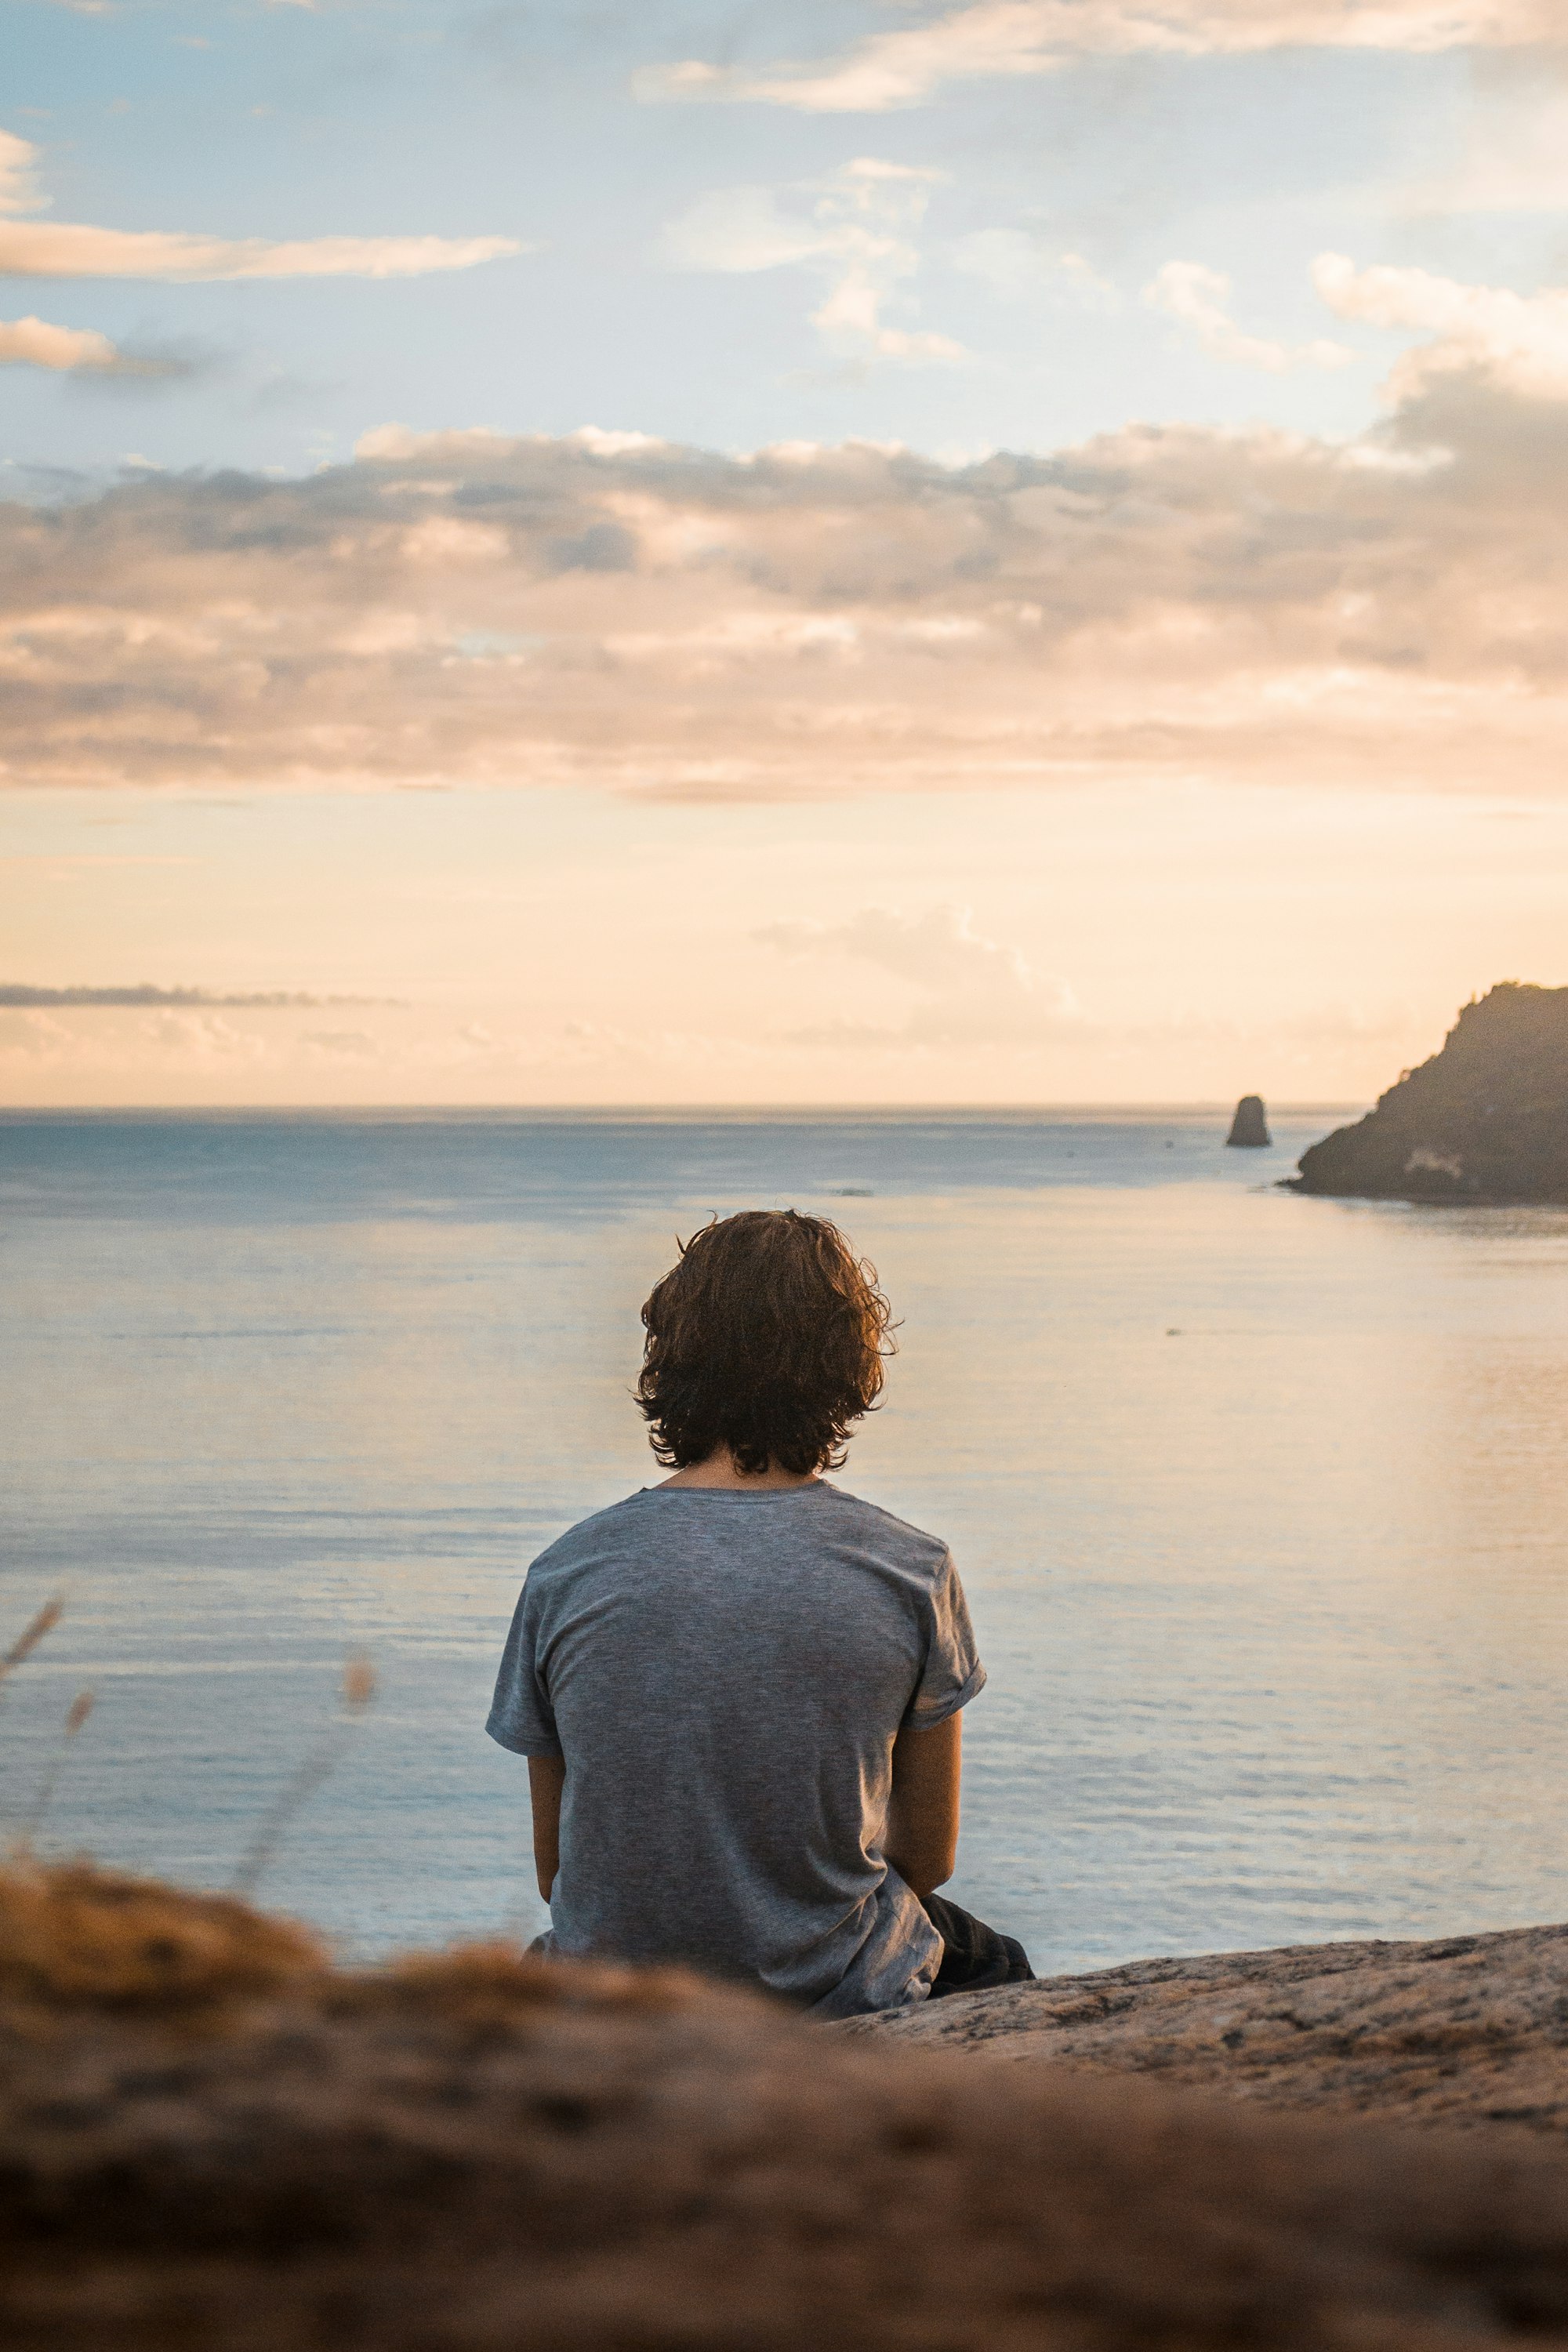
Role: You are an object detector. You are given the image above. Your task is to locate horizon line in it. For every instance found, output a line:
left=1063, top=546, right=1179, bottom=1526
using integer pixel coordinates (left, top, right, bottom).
left=0, top=1098, right=1364, bottom=1119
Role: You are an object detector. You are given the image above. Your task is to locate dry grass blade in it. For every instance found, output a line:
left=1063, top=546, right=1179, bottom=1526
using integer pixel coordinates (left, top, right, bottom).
left=233, top=1650, right=376, bottom=1900
left=24, top=1688, right=96, bottom=1842
left=0, top=1598, right=63, bottom=1692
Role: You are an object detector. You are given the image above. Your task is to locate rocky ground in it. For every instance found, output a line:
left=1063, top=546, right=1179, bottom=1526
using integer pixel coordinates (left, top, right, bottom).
left=10, top=1867, right=1568, bottom=2349
left=846, top=1923, right=1568, bottom=2136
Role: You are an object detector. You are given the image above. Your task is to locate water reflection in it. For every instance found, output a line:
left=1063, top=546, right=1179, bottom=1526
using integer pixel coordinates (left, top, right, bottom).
left=2, top=1110, right=1566, bottom=1969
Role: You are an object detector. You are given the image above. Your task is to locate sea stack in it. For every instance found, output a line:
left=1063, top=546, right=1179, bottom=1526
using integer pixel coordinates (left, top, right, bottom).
left=1226, top=1095, right=1271, bottom=1149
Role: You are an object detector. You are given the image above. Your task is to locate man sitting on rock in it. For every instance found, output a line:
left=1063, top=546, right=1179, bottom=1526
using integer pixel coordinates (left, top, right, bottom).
left=487, top=1207, right=1034, bottom=2016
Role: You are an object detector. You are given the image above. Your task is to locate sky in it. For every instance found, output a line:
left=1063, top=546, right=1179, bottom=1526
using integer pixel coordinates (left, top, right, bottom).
left=4, top=0, right=1568, bottom=1106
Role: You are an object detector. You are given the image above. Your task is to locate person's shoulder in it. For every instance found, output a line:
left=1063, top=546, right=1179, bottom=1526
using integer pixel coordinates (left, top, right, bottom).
left=815, top=1483, right=952, bottom=1576
left=524, top=1490, right=658, bottom=1579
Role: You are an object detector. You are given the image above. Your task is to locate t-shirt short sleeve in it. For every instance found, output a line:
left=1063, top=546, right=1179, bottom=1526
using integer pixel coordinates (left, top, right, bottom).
left=902, top=1550, right=987, bottom=1729
left=485, top=1576, right=563, bottom=1758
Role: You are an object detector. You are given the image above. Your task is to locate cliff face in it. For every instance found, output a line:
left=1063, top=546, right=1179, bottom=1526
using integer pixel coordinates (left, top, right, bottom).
left=1294, top=982, right=1568, bottom=1202
left=12, top=1864, right=1568, bottom=2351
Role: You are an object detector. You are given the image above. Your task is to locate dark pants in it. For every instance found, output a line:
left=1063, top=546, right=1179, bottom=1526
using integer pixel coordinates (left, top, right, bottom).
left=531, top=1896, right=1036, bottom=2000
left=923, top=1892, right=1036, bottom=1997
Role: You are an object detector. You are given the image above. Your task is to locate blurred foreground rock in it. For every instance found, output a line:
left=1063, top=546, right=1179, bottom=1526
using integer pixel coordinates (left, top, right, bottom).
left=9, top=1866, right=1568, bottom=2350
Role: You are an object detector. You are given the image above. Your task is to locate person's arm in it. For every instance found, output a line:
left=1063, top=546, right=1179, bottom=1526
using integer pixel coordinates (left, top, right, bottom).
left=528, top=1753, right=566, bottom=1902
left=884, top=1712, right=961, bottom=1900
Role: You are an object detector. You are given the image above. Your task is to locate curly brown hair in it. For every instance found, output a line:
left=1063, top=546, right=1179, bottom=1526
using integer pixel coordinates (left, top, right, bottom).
left=636, top=1209, right=895, bottom=1476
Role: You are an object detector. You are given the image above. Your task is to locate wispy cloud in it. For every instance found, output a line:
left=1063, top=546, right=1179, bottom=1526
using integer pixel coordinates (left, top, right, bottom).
left=1146, top=261, right=1354, bottom=373
left=1, top=314, right=129, bottom=371
left=636, top=1, right=1555, bottom=114
left=1406, top=88, right=1568, bottom=216
left=760, top=903, right=1078, bottom=1047
left=0, top=985, right=398, bottom=1007
left=303, top=1029, right=381, bottom=1059
left=0, top=131, right=522, bottom=281
left=760, top=904, right=1035, bottom=991
left=664, top=158, right=965, bottom=365
left=0, top=313, right=193, bottom=376
left=948, top=231, right=1118, bottom=309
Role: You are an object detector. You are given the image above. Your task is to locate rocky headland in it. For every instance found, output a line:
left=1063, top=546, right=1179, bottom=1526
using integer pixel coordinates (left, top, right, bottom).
left=1292, top=982, right=1568, bottom=1203
left=11, top=1864, right=1568, bottom=2350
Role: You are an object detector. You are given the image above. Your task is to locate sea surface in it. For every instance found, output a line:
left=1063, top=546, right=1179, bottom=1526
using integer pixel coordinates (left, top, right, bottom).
left=4, top=1107, right=1568, bottom=1976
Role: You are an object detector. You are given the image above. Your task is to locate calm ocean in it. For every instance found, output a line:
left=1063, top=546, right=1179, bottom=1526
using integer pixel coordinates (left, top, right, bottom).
left=4, top=1107, right=1568, bottom=1974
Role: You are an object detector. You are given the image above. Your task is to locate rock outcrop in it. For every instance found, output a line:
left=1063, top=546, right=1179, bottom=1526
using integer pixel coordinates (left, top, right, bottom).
left=847, top=1922, right=1568, bottom=2132
left=1227, top=1094, right=1272, bottom=1147
left=12, top=1866, right=1568, bottom=2349
left=1293, top=982, right=1568, bottom=1202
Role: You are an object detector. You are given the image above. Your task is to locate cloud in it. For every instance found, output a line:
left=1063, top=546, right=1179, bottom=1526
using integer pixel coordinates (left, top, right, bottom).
left=0, top=1010, right=74, bottom=1063
left=0, top=313, right=191, bottom=376
left=0, top=130, right=521, bottom=281
left=1405, top=88, right=1568, bottom=215
left=1, top=314, right=125, bottom=371
left=0, top=985, right=394, bottom=1007
left=760, top=904, right=1033, bottom=991
left=0, top=223, right=522, bottom=281
left=0, top=1004, right=270, bottom=1073
left=144, top=1011, right=267, bottom=1060
left=948, top=231, right=1118, bottom=309
left=303, top=1029, right=380, bottom=1058
left=0, top=134, right=43, bottom=216
left=664, top=158, right=966, bottom=365
left=9, top=323, right=1568, bottom=800
left=636, top=1, right=1555, bottom=113
left=1146, top=261, right=1354, bottom=372
left=760, top=903, right=1078, bottom=1047
left=1314, top=254, right=1568, bottom=399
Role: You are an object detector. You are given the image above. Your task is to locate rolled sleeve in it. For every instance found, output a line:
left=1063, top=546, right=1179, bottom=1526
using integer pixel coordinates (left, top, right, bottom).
left=902, top=1552, right=987, bottom=1729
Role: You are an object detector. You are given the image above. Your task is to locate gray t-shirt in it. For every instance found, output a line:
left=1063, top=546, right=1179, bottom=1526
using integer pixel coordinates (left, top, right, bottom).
left=485, top=1481, right=985, bottom=2018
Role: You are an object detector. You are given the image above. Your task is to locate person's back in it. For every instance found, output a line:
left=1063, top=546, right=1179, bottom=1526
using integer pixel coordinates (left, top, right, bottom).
left=487, top=1208, right=1031, bottom=2016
